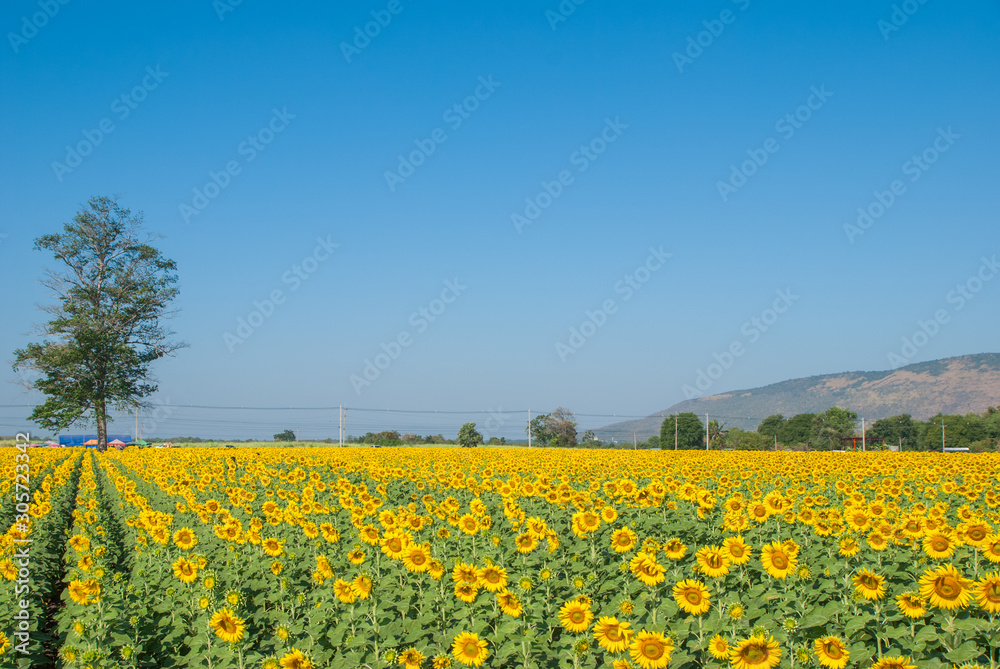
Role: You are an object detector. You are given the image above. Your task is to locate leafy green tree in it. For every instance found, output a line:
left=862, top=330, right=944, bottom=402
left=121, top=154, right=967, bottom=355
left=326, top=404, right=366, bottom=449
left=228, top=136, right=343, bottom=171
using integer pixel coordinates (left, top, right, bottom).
left=273, top=429, right=295, bottom=441
left=810, top=407, right=858, bottom=450
left=527, top=413, right=554, bottom=446
left=725, top=428, right=769, bottom=450
left=756, top=414, right=786, bottom=440
left=659, top=413, right=705, bottom=450
left=548, top=407, right=578, bottom=447
left=921, top=413, right=987, bottom=451
left=780, top=413, right=816, bottom=445
left=867, top=414, right=919, bottom=450
left=527, top=408, right=578, bottom=447
left=372, top=430, right=402, bottom=446
left=12, top=196, right=185, bottom=451
left=457, top=422, right=482, bottom=448
left=707, top=419, right=726, bottom=449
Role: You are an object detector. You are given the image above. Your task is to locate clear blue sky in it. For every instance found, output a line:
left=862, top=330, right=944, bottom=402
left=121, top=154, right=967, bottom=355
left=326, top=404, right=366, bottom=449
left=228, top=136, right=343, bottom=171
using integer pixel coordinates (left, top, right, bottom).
left=2, top=1, right=998, bottom=440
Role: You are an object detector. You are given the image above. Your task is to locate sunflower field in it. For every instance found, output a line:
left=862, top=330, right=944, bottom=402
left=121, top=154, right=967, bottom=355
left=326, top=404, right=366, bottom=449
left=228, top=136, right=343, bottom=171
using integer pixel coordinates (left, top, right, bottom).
left=1, top=446, right=999, bottom=669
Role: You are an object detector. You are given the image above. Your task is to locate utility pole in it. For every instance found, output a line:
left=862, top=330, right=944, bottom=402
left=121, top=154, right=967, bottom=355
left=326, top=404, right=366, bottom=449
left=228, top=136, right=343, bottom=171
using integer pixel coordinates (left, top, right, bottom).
left=862, top=418, right=866, bottom=452
left=705, top=414, right=709, bottom=450
left=528, top=409, right=531, bottom=449
left=674, top=417, right=678, bottom=450
left=339, top=405, right=343, bottom=446
left=296, top=426, right=299, bottom=443
left=774, top=434, right=777, bottom=451
left=941, top=420, right=945, bottom=452
left=134, top=408, right=138, bottom=444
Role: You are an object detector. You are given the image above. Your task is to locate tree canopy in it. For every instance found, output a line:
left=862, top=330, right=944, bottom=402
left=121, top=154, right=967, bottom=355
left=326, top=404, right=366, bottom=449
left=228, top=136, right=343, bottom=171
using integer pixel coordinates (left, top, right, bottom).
left=13, top=196, right=185, bottom=450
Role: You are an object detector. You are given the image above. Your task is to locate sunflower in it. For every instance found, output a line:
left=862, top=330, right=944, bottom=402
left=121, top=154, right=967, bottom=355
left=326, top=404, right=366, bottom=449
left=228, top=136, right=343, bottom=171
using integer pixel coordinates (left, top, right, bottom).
left=923, top=531, right=957, bottom=559
left=722, top=536, right=751, bottom=565
left=172, top=557, right=198, bottom=584
left=515, top=532, right=539, bottom=553
left=67, top=579, right=100, bottom=605
left=173, top=527, right=197, bottom=550
left=662, top=538, right=687, bottom=560
left=870, top=656, right=915, bottom=669
left=960, top=522, right=992, bottom=547
left=68, top=534, right=90, bottom=552
left=593, top=616, right=633, bottom=653
left=334, top=579, right=357, bottom=603
left=432, top=656, right=452, bottom=669
left=399, top=648, right=425, bottom=669
left=458, top=514, right=480, bottom=536
left=454, top=582, right=479, bottom=603
left=496, top=589, right=523, bottom=617
left=812, top=636, right=848, bottom=669
left=477, top=565, right=508, bottom=593
left=261, top=537, right=284, bottom=557
left=353, top=574, right=373, bottom=599
left=852, top=569, right=886, bottom=601
left=279, top=648, right=313, bottom=669
left=866, top=532, right=888, bottom=551
left=209, top=607, right=245, bottom=644
left=895, top=592, right=926, bottom=618
left=973, top=571, right=1000, bottom=614
left=695, top=545, right=730, bottom=578
left=453, top=562, right=479, bottom=584
left=709, top=635, right=729, bottom=660
left=611, top=527, right=638, bottom=553
left=451, top=632, right=488, bottom=667
left=760, top=542, right=797, bottom=580
left=837, top=537, right=859, bottom=557
left=559, top=600, right=594, bottom=633
left=919, top=563, right=973, bottom=610
left=983, top=536, right=1000, bottom=564
left=0, top=560, right=16, bottom=581
left=630, top=552, right=666, bottom=587
left=271, top=560, right=284, bottom=575
left=672, top=579, right=711, bottom=616
left=348, top=549, right=365, bottom=565
left=402, top=544, right=432, bottom=573
left=629, top=630, right=673, bottom=669
left=729, top=604, right=744, bottom=620
left=382, top=530, right=410, bottom=558
left=729, top=634, right=781, bottom=669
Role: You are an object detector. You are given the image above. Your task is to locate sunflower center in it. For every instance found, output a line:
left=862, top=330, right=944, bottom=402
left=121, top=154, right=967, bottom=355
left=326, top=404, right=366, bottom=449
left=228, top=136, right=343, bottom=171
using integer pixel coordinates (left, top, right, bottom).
left=570, top=611, right=585, bottom=623
left=931, top=538, right=948, bottom=551
left=729, top=546, right=744, bottom=558
left=744, top=645, right=767, bottom=663
left=606, top=627, right=622, bottom=641
left=221, top=619, right=236, bottom=634
left=707, top=554, right=722, bottom=568
left=641, top=640, right=664, bottom=659
left=685, top=590, right=702, bottom=605
left=463, top=642, right=479, bottom=657
left=772, top=554, right=788, bottom=569
left=984, top=584, right=1000, bottom=602
left=937, top=576, right=959, bottom=598
left=969, top=528, right=986, bottom=541
left=823, top=642, right=843, bottom=659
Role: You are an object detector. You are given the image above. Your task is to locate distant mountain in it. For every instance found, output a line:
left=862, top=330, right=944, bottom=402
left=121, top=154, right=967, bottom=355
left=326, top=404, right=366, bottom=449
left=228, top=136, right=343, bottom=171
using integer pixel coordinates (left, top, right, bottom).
left=595, top=354, right=1000, bottom=440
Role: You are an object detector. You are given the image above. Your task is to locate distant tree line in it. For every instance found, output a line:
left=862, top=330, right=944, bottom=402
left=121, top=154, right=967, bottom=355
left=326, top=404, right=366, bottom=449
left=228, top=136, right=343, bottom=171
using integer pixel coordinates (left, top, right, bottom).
left=264, top=405, right=1000, bottom=452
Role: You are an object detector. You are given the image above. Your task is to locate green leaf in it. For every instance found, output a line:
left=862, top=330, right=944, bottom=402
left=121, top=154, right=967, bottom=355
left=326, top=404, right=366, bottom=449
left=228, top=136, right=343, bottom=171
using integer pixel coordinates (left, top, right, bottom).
left=797, top=608, right=829, bottom=629
left=945, top=640, right=983, bottom=664
left=913, top=625, right=938, bottom=646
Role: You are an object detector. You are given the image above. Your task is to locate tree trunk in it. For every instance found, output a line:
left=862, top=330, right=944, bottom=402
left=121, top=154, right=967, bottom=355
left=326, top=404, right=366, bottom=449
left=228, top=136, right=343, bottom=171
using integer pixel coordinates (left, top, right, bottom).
left=96, top=398, right=107, bottom=452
